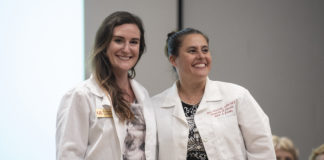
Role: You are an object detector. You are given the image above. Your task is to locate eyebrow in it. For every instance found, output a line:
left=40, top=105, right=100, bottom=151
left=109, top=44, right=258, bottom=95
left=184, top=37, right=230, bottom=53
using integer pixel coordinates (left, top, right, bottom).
left=186, top=45, right=208, bottom=49
left=186, top=46, right=197, bottom=50
left=112, top=36, right=140, bottom=41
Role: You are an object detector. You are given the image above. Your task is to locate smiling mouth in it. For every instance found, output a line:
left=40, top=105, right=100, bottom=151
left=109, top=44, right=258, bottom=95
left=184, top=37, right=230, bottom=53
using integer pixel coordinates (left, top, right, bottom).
left=117, top=55, right=132, bottom=60
left=193, top=63, right=207, bottom=68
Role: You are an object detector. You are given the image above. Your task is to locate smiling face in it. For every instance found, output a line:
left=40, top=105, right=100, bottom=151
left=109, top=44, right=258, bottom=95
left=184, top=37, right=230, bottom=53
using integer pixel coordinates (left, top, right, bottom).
left=106, top=23, right=140, bottom=76
left=170, top=33, right=211, bottom=81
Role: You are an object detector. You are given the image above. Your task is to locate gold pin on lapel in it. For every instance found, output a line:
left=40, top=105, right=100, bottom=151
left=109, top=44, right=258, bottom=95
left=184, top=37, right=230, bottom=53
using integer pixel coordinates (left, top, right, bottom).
left=96, top=108, right=112, bottom=118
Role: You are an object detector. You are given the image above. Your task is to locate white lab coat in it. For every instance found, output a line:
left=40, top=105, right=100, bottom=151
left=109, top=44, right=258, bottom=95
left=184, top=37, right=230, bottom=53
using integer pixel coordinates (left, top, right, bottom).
left=56, top=76, right=157, bottom=160
left=152, top=78, right=276, bottom=160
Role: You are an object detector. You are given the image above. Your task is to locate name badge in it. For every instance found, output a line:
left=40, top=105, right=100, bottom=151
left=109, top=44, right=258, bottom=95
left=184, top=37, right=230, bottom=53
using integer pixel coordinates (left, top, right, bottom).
left=96, top=108, right=112, bottom=118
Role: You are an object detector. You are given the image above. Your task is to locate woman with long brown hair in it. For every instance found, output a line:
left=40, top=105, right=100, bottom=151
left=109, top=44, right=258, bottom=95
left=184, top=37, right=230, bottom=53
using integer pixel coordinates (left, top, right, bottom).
left=56, top=11, right=156, bottom=160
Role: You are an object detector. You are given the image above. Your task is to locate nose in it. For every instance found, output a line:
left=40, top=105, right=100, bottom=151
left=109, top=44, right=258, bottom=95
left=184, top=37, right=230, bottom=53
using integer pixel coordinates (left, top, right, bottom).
left=122, top=42, right=131, bottom=53
left=197, top=50, right=205, bottom=59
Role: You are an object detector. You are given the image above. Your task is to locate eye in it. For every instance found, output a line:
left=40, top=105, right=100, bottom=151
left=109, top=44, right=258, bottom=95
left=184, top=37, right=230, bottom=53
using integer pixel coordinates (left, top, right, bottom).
left=130, top=39, right=139, bottom=45
left=202, top=46, right=209, bottom=53
left=187, top=48, right=196, bottom=53
left=113, top=38, right=123, bottom=44
left=202, top=49, right=209, bottom=53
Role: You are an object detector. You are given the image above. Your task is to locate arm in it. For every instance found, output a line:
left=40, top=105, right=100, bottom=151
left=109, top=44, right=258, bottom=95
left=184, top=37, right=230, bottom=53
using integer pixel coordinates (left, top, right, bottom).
left=237, top=89, right=276, bottom=160
left=56, top=89, right=90, bottom=160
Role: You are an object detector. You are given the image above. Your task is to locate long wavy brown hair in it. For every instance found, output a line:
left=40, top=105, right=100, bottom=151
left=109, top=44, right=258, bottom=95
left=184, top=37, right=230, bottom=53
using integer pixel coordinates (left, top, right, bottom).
left=91, top=11, right=146, bottom=121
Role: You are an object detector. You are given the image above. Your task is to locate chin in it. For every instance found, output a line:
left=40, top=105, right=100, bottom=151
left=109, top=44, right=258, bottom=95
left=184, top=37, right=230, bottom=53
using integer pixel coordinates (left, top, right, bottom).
left=192, top=74, right=208, bottom=80
left=194, top=71, right=209, bottom=77
left=119, top=63, right=136, bottom=70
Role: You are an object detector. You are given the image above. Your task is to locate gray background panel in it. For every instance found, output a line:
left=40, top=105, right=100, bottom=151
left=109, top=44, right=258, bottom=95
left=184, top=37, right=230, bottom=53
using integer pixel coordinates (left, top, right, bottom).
left=183, top=0, right=324, bottom=160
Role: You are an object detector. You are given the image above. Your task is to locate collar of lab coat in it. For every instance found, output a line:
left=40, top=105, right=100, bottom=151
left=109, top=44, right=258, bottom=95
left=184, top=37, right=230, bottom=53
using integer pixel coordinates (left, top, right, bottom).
left=88, top=75, right=112, bottom=106
left=203, top=77, right=223, bottom=102
left=130, top=79, right=147, bottom=105
left=160, top=77, right=223, bottom=124
left=160, top=77, right=223, bottom=107
left=88, top=75, right=147, bottom=106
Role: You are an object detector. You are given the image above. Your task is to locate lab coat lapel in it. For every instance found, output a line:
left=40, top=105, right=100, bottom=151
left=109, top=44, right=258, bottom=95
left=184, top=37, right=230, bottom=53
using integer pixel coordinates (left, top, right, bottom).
left=161, top=82, right=187, bottom=125
left=130, top=79, right=149, bottom=124
left=111, top=105, right=126, bottom=155
left=88, top=75, right=112, bottom=106
left=197, top=78, right=223, bottom=113
left=130, top=79, right=145, bottom=104
left=88, top=75, right=125, bottom=154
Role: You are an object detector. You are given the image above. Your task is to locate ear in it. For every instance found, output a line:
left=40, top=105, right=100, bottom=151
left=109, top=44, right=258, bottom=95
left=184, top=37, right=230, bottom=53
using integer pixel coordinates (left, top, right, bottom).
left=169, top=55, right=177, bottom=68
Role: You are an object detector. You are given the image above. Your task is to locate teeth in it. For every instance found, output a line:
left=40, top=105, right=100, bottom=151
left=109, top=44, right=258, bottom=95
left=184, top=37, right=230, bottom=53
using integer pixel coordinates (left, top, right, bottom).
left=194, top=64, right=206, bottom=68
left=118, top=56, right=131, bottom=60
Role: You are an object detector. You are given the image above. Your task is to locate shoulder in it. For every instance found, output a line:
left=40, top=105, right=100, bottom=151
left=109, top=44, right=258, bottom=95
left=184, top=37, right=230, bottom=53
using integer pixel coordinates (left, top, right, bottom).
left=210, top=80, right=248, bottom=93
left=63, top=79, right=94, bottom=98
left=58, top=77, right=105, bottom=109
left=57, top=79, right=97, bottom=118
left=206, top=79, right=252, bottom=101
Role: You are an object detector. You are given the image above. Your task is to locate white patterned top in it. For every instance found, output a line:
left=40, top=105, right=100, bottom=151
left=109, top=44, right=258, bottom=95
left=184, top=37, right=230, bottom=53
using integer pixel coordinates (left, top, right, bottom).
left=123, top=102, right=146, bottom=160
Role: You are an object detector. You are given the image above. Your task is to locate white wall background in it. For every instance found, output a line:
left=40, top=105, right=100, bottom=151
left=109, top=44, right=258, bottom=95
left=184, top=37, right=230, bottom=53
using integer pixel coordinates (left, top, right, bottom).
left=0, top=0, right=83, bottom=159
left=183, top=0, right=324, bottom=160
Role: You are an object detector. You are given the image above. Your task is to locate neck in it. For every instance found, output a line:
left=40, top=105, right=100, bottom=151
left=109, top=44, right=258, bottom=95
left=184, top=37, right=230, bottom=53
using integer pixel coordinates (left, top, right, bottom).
left=115, top=74, right=129, bottom=89
left=177, top=77, right=207, bottom=105
left=114, top=71, right=135, bottom=103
